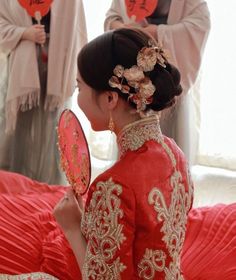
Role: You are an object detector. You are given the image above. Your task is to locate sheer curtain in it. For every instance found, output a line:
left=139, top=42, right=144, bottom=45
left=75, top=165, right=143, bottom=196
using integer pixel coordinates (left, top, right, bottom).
left=197, top=0, right=236, bottom=170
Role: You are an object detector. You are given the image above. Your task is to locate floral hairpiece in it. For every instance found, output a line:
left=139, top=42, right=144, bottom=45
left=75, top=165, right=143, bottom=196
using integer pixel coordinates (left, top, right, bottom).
left=109, top=43, right=168, bottom=114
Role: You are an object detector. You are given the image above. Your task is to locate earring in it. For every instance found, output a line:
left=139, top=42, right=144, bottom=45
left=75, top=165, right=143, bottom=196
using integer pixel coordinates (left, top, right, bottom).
left=108, top=111, right=115, bottom=133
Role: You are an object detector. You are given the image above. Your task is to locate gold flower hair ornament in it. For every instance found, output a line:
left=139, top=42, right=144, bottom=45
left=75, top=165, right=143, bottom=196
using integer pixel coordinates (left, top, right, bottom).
left=109, top=44, right=168, bottom=115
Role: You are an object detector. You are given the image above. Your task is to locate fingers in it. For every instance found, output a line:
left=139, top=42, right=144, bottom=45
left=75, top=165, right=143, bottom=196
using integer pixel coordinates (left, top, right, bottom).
left=69, top=190, right=84, bottom=210
left=34, top=24, right=45, bottom=30
left=53, top=192, right=71, bottom=219
left=75, top=195, right=83, bottom=211
left=54, top=188, right=84, bottom=214
left=33, top=25, right=46, bottom=44
left=53, top=188, right=83, bottom=230
left=37, top=35, right=46, bottom=45
left=63, top=189, right=79, bottom=205
left=67, top=188, right=75, bottom=198
left=63, top=194, right=69, bottom=201
left=53, top=189, right=72, bottom=212
left=36, top=32, right=46, bottom=44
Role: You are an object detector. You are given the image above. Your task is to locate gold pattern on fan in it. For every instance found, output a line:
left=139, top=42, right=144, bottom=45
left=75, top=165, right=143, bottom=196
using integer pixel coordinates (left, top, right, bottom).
left=64, top=110, right=73, bottom=128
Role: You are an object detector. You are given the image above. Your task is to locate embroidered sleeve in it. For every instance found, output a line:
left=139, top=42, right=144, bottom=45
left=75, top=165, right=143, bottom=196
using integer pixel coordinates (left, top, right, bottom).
left=81, top=177, right=135, bottom=279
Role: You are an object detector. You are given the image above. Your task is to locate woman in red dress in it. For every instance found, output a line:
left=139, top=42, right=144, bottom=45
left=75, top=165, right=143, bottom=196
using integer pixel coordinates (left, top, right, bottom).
left=54, top=28, right=193, bottom=279
left=1, top=28, right=235, bottom=280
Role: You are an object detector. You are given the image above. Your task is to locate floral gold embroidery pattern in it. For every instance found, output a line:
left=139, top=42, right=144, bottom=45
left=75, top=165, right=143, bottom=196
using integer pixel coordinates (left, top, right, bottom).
left=138, top=135, right=193, bottom=279
left=81, top=178, right=127, bottom=279
left=147, top=171, right=191, bottom=279
left=138, top=249, right=167, bottom=280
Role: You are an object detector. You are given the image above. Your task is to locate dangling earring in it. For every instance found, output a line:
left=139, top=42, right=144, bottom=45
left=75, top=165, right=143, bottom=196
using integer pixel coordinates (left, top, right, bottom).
left=108, top=111, right=115, bottom=133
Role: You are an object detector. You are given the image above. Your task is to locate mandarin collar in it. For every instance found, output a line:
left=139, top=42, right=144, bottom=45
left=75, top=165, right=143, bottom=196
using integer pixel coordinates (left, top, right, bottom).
left=117, top=115, right=163, bottom=157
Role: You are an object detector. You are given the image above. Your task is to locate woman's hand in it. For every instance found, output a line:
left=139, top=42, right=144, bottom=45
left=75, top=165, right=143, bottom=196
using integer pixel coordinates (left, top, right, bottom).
left=53, top=188, right=83, bottom=234
left=53, top=189, right=87, bottom=269
left=22, top=24, right=46, bottom=44
left=110, top=20, right=125, bottom=29
left=142, top=24, right=158, bottom=40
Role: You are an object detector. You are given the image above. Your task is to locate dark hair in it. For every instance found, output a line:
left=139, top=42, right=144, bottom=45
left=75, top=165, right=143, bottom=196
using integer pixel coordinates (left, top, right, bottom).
left=77, top=28, right=182, bottom=112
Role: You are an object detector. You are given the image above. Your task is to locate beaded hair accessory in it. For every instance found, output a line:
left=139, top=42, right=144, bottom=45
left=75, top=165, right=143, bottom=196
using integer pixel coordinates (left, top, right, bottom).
left=108, top=43, right=168, bottom=115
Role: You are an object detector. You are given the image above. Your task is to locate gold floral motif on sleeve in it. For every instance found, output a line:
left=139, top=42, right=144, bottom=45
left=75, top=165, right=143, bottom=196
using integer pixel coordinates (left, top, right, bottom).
left=81, top=178, right=127, bottom=279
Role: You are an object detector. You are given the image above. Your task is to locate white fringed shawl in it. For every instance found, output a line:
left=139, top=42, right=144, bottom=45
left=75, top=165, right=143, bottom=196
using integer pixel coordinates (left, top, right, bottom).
left=0, top=0, right=87, bottom=132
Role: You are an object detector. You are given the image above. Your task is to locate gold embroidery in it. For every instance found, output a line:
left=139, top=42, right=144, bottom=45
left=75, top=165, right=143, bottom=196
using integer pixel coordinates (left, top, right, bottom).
left=71, top=143, right=79, bottom=166
left=0, top=273, right=58, bottom=280
left=148, top=173, right=188, bottom=277
left=138, top=249, right=167, bottom=279
left=117, top=115, right=163, bottom=157
left=80, top=153, right=90, bottom=187
left=63, top=109, right=73, bottom=128
left=138, top=138, right=193, bottom=279
left=81, top=178, right=127, bottom=279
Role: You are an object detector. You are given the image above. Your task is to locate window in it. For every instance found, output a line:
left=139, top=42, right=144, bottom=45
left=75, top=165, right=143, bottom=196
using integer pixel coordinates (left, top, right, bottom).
left=198, top=0, right=236, bottom=170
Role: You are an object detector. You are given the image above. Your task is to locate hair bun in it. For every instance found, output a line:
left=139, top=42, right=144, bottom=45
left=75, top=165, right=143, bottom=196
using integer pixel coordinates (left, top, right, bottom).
left=147, top=63, right=183, bottom=111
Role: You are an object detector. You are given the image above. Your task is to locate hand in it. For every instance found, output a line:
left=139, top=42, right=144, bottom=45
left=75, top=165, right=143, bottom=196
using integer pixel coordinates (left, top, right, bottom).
left=110, top=20, right=126, bottom=29
left=111, top=22, right=141, bottom=30
left=22, top=24, right=46, bottom=44
left=110, top=19, right=149, bottom=30
left=142, top=24, right=158, bottom=40
left=53, top=188, right=83, bottom=234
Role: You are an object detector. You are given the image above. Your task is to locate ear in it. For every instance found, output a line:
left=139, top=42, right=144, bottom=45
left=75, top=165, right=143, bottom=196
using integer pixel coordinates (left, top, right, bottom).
left=105, top=91, right=119, bottom=110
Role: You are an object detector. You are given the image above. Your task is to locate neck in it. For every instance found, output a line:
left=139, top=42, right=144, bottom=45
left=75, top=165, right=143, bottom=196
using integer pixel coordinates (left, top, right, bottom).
left=113, top=111, right=141, bottom=135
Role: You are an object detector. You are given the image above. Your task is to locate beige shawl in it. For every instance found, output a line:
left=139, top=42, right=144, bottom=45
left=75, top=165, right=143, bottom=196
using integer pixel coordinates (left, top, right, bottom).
left=0, top=0, right=87, bottom=132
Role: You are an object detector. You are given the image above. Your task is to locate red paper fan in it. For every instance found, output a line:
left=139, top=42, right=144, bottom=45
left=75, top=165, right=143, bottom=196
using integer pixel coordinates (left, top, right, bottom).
left=125, top=0, right=158, bottom=22
left=18, top=0, right=53, bottom=18
left=57, top=109, right=91, bottom=196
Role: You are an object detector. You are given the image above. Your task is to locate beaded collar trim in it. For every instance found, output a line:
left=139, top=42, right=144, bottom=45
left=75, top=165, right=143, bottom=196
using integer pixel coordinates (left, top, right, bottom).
left=117, top=115, right=163, bottom=157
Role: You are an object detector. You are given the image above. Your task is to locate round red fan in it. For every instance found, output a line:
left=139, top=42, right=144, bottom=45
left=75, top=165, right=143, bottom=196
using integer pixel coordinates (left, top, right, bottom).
left=57, top=109, right=91, bottom=196
left=125, top=0, right=158, bottom=22
left=18, top=0, right=53, bottom=18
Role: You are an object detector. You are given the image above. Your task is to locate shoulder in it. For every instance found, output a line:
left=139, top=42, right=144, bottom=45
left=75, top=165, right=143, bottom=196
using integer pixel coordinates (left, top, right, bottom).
left=87, top=169, right=134, bottom=202
left=92, top=138, right=181, bottom=187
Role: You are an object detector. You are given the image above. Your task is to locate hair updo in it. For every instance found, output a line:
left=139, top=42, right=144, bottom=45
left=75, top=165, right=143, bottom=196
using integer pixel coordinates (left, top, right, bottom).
left=77, top=28, right=182, bottom=112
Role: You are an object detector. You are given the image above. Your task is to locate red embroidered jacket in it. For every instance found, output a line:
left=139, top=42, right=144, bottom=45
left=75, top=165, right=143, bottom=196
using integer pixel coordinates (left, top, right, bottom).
left=81, top=116, right=193, bottom=279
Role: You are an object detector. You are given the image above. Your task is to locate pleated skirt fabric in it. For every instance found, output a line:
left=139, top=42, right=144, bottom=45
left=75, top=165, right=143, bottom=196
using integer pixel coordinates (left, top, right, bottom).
left=0, top=170, right=236, bottom=279
left=0, top=170, right=81, bottom=280
left=182, top=203, right=236, bottom=280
